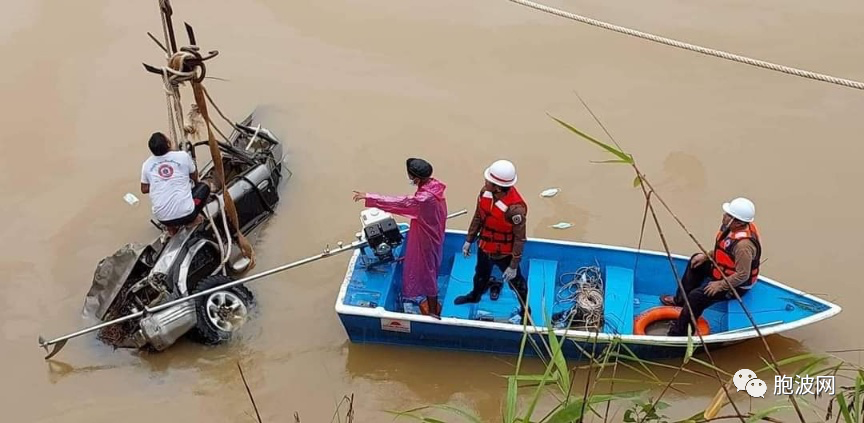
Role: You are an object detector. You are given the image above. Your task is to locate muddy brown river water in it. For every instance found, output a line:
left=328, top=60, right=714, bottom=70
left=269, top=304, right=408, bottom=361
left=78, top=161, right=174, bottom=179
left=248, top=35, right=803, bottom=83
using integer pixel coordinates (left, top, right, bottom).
left=2, top=0, right=864, bottom=421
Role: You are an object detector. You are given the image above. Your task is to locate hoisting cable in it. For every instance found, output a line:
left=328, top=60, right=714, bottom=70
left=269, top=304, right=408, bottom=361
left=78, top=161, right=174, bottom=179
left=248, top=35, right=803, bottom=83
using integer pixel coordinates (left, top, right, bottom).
left=189, top=66, right=257, bottom=270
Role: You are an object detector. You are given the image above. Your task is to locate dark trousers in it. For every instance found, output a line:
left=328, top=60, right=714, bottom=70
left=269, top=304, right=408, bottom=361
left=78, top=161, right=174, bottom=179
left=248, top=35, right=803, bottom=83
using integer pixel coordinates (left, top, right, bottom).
left=668, top=254, right=748, bottom=336
left=470, top=250, right=529, bottom=310
left=159, top=182, right=211, bottom=227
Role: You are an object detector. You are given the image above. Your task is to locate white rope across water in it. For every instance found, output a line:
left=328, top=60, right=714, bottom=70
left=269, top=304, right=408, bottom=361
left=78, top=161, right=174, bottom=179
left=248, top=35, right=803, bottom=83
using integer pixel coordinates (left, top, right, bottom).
left=508, top=0, right=864, bottom=91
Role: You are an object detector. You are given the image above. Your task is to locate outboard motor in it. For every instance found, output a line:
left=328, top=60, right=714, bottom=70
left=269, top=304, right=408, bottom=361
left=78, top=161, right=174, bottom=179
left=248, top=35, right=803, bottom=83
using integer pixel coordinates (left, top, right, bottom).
left=359, top=208, right=403, bottom=263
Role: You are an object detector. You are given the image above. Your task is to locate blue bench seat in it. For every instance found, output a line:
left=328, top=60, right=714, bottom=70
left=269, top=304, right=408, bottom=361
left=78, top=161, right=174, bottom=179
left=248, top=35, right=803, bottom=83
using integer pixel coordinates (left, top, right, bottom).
left=603, top=266, right=635, bottom=335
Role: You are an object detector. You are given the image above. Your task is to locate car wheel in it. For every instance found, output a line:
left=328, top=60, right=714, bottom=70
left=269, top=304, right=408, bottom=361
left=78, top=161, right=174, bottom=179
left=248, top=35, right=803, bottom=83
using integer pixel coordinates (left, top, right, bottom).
left=187, top=274, right=254, bottom=345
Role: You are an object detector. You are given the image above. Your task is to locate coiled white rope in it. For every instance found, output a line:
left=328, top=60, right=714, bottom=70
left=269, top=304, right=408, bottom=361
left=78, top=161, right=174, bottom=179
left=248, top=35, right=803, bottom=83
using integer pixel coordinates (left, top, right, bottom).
left=508, top=0, right=864, bottom=91
left=557, top=266, right=604, bottom=328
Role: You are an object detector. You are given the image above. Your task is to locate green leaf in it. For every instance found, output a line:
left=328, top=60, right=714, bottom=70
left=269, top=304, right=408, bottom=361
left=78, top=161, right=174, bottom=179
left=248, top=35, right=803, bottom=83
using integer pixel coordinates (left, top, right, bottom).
left=546, top=392, right=644, bottom=423
left=594, top=378, right=690, bottom=387
left=836, top=394, right=854, bottom=423
left=590, top=159, right=630, bottom=164
left=504, top=374, right=558, bottom=383
left=794, top=356, right=829, bottom=377
left=633, top=175, right=642, bottom=188
left=623, top=409, right=636, bottom=422
left=615, top=344, right=661, bottom=381
left=384, top=411, right=431, bottom=422
left=547, top=323, right=571, bottom=395
left=520, top=363, right=555, bottom=422
left=755, top=353, right=824, bottom=374
left=810, top=363, right=844, bottom=378
left=546, top=399, right=589, bottom=423
left=854, top=372, right=863, bottom=422
left=745, top=405, right=793, bottom=423
left=424, top=405, right=483, bottom=423
left=505, top=376, right=517, bottom=423
left=683, top=326, right=695, bottom=364
left=549, top=115, right=633, bottom=164
left=688, top=357, right=733, bottom=377
left=388, top=405, right=481, bottom=423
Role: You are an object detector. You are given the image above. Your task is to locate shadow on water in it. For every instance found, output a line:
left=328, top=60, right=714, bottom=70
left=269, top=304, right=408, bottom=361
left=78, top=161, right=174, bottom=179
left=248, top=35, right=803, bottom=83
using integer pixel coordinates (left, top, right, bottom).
left=43, top=335, right=258, bottom=386
left=341, top=332, right=816, bottom=414
left=343, top=340, right=530, bottom=419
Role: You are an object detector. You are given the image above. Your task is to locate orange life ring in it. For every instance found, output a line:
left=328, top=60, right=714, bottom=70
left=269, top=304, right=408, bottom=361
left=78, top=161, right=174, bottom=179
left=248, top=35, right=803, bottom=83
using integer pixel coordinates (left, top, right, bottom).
left=634, top=306, right=711, bottom=336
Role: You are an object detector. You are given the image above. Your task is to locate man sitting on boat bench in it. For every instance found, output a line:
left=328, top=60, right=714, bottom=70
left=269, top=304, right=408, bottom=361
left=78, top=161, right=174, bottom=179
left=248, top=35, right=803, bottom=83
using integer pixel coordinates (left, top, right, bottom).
left=140, top=132, right=211, bottom=236
left=454, top=159, right=530, bottom=322
left=661, top=197, right=762, bottom=337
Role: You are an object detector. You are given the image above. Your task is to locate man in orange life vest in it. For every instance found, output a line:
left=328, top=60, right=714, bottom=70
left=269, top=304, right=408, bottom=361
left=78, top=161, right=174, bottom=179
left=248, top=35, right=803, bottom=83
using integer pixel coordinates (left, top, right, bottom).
left=454, top=160, right=530, bottom=319
left=661, top=197, right=762, bottom=337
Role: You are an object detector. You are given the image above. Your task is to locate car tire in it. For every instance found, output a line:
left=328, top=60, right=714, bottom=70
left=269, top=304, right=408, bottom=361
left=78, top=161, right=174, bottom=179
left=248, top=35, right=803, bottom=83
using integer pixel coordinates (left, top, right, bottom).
left=187, top=274, right=254, bottom=345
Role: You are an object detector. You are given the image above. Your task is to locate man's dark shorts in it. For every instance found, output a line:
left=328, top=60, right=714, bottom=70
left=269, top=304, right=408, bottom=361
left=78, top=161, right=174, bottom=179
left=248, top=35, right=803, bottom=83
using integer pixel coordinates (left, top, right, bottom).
left=159, top=182, right=211, bottom=227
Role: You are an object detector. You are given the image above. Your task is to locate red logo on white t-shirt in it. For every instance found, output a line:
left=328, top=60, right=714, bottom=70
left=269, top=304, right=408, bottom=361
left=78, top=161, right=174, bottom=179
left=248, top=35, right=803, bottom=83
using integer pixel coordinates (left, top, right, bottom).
left=157, top=164, right=174, bottom=179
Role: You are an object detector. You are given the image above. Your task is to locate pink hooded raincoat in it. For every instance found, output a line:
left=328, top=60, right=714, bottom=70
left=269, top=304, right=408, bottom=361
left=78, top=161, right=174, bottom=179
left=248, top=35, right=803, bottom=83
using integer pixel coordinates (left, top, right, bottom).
left=364, top=178, right=448, bottom=298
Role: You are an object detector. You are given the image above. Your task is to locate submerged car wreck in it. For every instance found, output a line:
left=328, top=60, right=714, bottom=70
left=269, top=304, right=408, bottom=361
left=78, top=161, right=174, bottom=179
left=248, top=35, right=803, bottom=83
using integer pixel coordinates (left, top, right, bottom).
left=41, top=0, right=289, bottom=356
left=83, top=117, right=286, bottom=351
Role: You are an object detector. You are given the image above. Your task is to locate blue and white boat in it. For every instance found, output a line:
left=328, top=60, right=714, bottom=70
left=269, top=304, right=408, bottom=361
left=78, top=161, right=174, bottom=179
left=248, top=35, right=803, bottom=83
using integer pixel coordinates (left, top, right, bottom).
left=335, top=225, right=841, bottom=360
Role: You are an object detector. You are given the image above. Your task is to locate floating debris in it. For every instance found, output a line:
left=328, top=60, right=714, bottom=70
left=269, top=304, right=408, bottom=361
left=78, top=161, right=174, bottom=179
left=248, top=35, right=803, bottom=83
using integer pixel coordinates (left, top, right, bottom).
left=550, top=222, right=573, bottom=229
left=540, top=188, right=560, bottom=198
left=123, top=193, right=140, bottom=206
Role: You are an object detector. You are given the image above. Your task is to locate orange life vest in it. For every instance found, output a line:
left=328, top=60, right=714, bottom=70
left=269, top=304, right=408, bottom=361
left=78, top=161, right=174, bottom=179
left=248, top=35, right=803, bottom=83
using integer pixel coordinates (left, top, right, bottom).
left=711, top=222, right=762, bottom=289
left=477, top=188, right=527, bottom=255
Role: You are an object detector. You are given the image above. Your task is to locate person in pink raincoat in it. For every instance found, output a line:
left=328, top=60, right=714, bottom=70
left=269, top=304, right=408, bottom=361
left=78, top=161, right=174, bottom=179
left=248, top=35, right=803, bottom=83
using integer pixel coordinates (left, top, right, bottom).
left=353, top=158, right=448, bottom=319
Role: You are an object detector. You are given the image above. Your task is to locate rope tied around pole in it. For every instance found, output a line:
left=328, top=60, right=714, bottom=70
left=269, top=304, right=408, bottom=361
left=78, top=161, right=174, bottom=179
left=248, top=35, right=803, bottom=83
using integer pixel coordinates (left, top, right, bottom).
left=508, top=0, right=864, bottom=91
left=153, top=39, right=255, bottom=270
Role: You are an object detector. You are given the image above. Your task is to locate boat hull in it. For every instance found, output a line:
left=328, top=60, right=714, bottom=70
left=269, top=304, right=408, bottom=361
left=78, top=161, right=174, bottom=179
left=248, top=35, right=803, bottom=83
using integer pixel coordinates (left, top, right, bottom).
left=335, top=229, right=841, bottom=361
left=337, top=312, right=746, bottom=361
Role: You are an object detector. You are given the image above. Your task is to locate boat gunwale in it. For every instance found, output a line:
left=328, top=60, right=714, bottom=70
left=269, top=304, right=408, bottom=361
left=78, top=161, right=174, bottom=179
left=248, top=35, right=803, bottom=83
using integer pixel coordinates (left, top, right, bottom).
left=334, top=229, right=842, bottom=347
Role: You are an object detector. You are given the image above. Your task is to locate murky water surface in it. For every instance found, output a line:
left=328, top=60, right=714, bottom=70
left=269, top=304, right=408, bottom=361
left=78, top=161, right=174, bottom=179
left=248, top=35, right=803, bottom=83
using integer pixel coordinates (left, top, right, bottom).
left=2, top=0, right=863, bottom=421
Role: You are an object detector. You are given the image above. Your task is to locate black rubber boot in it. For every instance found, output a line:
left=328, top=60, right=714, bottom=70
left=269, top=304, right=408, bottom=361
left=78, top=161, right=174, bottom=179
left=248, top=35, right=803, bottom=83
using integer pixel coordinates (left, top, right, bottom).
left=489, top=278, right=502, bottom=301
left=454, top=292, right=481, bottom=305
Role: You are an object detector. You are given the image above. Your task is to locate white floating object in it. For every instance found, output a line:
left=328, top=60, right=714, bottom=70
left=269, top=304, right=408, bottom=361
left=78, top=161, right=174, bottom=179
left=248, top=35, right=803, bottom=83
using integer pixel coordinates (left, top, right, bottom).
left=550, top=222, right=573, bottom=229
left=123, top=193, right=140, bottom=206
left=540, top=188, right=560, bottom=198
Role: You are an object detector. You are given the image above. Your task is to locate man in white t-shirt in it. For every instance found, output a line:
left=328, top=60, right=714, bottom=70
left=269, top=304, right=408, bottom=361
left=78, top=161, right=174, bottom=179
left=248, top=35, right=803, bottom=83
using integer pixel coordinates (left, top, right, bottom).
left=140, top=132, right=211, bottom=232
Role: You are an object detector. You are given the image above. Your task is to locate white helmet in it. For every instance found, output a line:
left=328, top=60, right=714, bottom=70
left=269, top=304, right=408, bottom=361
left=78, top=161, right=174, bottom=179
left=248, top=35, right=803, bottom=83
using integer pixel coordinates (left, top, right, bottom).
left=722, top=197, right=756, bottom=222
left=484, top=159, right=517, bottom=187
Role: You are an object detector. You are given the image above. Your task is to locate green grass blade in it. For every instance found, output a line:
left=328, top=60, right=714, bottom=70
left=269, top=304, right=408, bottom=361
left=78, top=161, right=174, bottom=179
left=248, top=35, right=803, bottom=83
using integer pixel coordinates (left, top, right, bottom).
left=549, top=115, right=633, bottom=164
left=505, top=376, right=517, bottom=423
left=590, top=159, right=630, bottom=164
left=853, top=371, right=863, bottom=423
left=689, top=357, right=733, bottom=377
left=683, top=327, right=695, bottom=364
left=745, top=405, right=793, bottom=423
left=521, top=328, right=563, bottom=421
left=755, top=353, right=825, bottom=374
left=795, top=356, right=829, bottom=377
left=595, top=377, right=692, bottom=387
left=388, top=404, right=481, bottom=423
left=384, top=410, right=434, bottom=422
left=546, top=392, right=647, bottom=423
left=837, top=394, right=854, bottom=423
left=546, top=322, right=571, bottom=395
left=615, top=343, right=661, bottom=381
left=391, top=406, right=435, bottom=414
left=425, top=405, right=483, bottom=423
